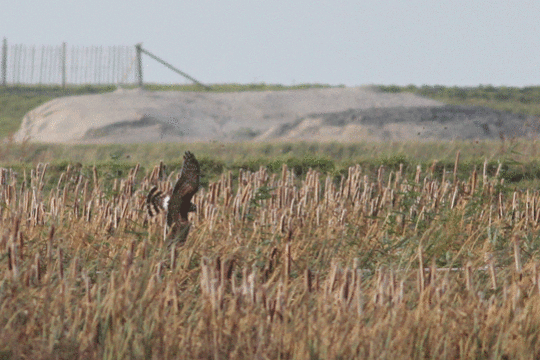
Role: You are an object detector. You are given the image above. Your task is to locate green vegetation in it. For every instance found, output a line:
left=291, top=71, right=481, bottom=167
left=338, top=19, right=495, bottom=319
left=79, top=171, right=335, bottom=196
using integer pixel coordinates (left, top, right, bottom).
left=3, top=140, right=540, bottom=189
left=379, top=84, right=540, bottom=117
left=143, top=82, right=332, bottom=92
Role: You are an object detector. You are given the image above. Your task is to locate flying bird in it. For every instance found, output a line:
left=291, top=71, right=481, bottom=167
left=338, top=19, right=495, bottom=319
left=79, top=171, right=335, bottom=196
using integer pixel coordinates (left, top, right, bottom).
left=147, top=151, right=200, bottom=244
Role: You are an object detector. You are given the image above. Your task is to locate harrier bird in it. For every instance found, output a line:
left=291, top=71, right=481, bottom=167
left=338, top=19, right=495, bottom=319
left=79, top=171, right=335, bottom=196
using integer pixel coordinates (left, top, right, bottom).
left=147, top=151, right=200, bottom=245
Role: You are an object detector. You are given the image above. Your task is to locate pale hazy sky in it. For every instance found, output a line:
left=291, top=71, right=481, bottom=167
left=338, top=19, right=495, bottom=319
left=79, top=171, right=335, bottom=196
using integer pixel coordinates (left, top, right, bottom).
left=3, top=0, right=539, bottom=87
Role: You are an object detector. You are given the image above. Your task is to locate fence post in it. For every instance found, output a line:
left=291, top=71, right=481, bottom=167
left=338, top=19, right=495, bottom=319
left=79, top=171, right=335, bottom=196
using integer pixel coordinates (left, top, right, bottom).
left=62, top=42, right=67, bottom=88
left=135, top=43, right=143, bottom=87
left=1, top=38, right=7, bottom=86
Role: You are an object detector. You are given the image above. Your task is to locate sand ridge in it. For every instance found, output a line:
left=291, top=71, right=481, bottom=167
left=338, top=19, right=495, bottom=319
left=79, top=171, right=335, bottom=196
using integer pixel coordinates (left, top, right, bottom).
left=14, top=86, right=538, bottom=143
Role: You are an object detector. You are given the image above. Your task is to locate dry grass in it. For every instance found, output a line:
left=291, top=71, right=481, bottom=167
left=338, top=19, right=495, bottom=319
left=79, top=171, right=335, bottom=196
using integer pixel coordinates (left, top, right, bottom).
left=2, top=156, right=540, bottom=359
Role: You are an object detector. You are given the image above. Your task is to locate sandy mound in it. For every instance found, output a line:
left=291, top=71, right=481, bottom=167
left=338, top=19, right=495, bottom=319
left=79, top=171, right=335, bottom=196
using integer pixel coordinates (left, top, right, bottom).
left=15, top=87, right=445, bottom=143
left=14, top=86, right=539, bottom=143
left=259, top=106, right=540, bottom=142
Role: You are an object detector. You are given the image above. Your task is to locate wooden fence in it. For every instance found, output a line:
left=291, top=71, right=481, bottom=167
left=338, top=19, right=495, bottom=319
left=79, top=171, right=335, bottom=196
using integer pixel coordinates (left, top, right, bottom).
left=1, top=38, right=137, bottom=87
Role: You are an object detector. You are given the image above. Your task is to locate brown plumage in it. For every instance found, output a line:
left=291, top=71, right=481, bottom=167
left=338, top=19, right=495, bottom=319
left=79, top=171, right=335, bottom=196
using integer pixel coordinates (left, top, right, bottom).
left=147, top=151, right=200, bottom=244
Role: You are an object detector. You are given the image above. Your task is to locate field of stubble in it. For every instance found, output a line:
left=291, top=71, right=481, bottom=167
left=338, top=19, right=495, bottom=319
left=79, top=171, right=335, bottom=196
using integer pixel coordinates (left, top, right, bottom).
left=2, top=152, right=540, bottom=359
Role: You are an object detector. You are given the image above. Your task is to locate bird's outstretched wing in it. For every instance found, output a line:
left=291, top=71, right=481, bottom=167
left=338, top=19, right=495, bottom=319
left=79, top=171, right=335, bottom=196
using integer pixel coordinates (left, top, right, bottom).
left=167, top=151, right=200, bottom=227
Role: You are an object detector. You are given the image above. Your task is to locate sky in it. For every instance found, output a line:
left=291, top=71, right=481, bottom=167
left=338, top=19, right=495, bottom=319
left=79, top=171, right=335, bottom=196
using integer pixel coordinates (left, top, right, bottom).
left=2, top=0, right=540, bottom=87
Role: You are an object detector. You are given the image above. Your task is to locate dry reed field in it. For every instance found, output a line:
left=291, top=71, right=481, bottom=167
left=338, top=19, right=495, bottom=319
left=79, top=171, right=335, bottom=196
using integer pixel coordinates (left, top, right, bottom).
left=2, top=154, right=540, bottom=359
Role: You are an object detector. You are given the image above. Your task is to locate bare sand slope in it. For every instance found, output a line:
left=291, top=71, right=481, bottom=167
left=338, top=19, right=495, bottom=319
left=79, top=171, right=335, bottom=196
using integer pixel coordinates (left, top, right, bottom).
left=260, top=105, right=540, bottom=142
left=15, top=86, right=449, bottom=143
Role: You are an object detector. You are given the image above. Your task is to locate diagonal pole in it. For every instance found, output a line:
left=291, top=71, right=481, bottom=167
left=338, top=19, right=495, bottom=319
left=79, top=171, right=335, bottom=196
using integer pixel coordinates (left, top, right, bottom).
left=138, top=45, right=211, bottom=90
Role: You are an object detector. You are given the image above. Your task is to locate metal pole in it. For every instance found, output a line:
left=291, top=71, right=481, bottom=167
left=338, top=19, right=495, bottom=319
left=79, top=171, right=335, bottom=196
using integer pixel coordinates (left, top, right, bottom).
left=112, top=46, right=116, bottom=84
left=62, top=42, right=66, bottom=88
left=139, top=46, right=211, bottom=90
left=84, top=47, right=89, bottom=84
left=92, top=46, right=97, bottom=84
left=13, top=45, right=18, bottom=84
left=76, top=46, right=80, bottom=85
left=94, top=45, right=99, bottom=83
left=87, top=46, right=93, bottom=84
left=45, top=45, right=51, bottom=84
left=97, top=45, right=101, bottom=84
left=48, top=45, right=54, bottom=84
left=15, top=44, right=22, bottom=84
left=107, top=46, right=112, bottom=84
left=39, top=45, right=45, bottom=85
left=1, top=38, right=7, bottom=86
left=135, top=43, right=143, bottom=87
left=70, top=45, right=75, bottom=85
left=117, top=46, right=122, bottom=84
left=21, top=45, right=27, bottom=84
left=30, top=46, right=35, bottom=84
left=44, top=45, right=49, bottom=84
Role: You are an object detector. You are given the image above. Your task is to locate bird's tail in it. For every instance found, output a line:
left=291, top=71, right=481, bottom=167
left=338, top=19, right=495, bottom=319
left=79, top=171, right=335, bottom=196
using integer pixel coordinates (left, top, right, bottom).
left=146, top=186, right=170, bottom=217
